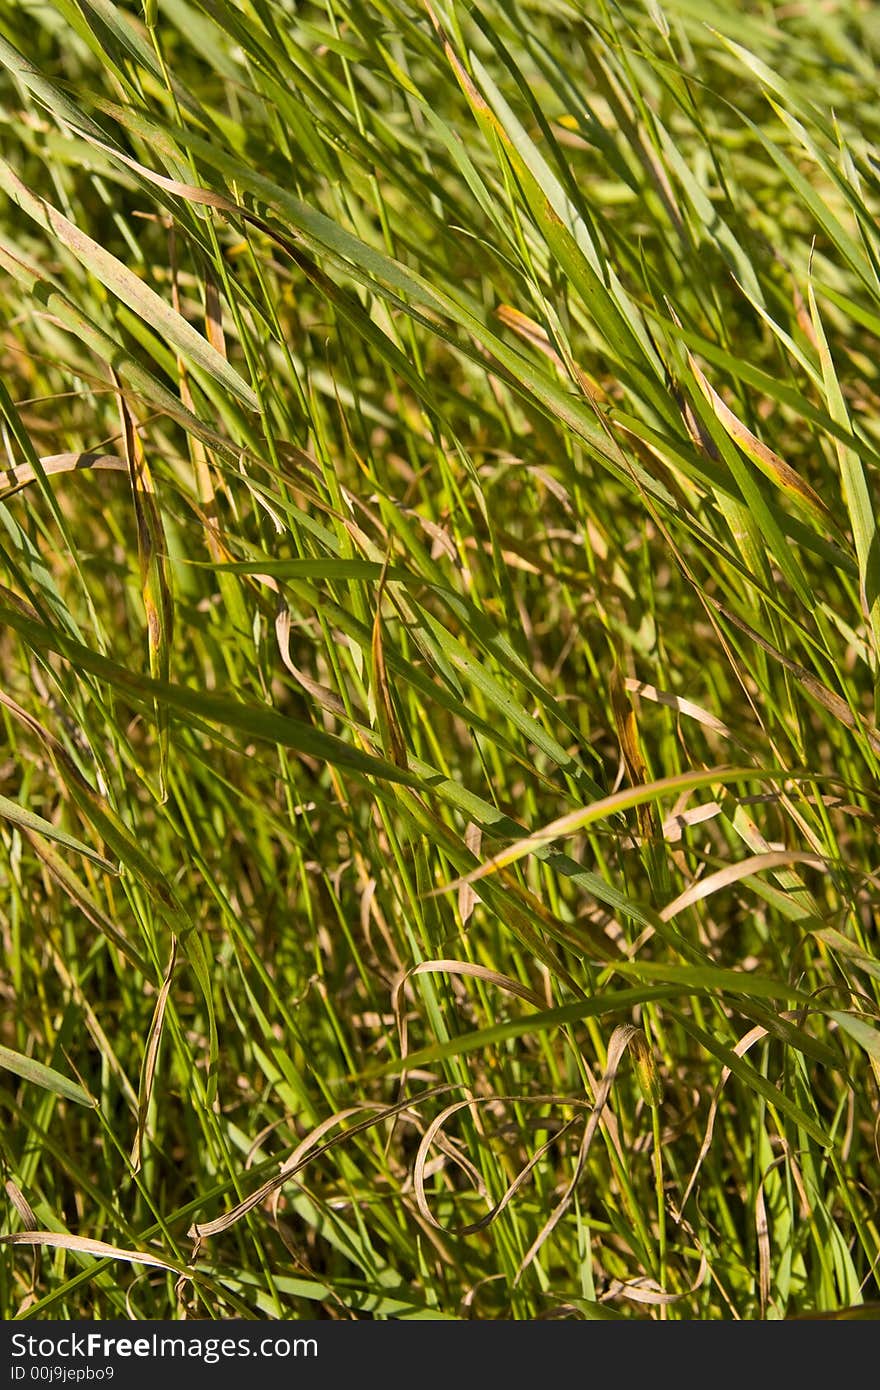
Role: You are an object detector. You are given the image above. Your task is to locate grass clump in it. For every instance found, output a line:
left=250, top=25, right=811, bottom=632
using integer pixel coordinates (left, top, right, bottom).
left=1, top=0, right=879, bottom=1320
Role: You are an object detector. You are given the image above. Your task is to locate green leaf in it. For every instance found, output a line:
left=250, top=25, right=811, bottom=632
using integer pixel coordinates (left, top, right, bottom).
left=0, top=792, right=116, bottom=871
left=0, top=1045, right=94, bottom=1107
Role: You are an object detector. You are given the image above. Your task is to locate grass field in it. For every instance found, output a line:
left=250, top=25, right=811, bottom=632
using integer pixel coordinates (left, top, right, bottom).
left=1, top=0, right=879, bottom=1320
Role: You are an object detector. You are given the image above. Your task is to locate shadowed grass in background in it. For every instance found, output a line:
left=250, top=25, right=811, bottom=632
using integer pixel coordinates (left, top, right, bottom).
left=1, top=0, right=879, bottom=1320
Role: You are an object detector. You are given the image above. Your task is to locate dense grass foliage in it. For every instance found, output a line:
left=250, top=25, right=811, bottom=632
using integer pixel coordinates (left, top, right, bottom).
left=1, top=0, right=879, bottom=1320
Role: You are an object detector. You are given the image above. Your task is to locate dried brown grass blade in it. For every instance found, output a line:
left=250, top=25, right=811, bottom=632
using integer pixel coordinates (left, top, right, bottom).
left=189, top=1086, right=453, bottom=1241
left=514, top=1024, right=641, bottom=1282
left=204, top=273, right=226, bottom=357
left=660, top=851, right=828, bottom=921
left=275, top=606, right=348, bottom=718
left=131, top=938, right=178, bottom=1172
left=458, top=822, right=482, bottom=927
left=3, top=1179, right=39, bottom=1309
left=611, top=665, right=659, bottom=853
left=755, top=1156, right=785, bottom=1316
left=602, top=1256, right=708, bottom=1307
left=169, top=224, right=224, bottom=570
left=0, top=1230, right=184, bottom=1273
left=624, top=677, right=743, bottom=748
left=661, top=799, right=723, bottom=843
left=413, top=1093, right=587, bottom=1237
left=0, top=452, right=127, bottom=497
left=392, top=959, right=546, bottom=1073
left=4, top=1180, right=37, bottom=1230
left=678, top=1022, right=768, bottom=1215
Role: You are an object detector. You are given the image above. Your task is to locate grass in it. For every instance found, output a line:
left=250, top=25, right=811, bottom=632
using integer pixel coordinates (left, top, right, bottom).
left=1, top=0, right=879, bottom=1320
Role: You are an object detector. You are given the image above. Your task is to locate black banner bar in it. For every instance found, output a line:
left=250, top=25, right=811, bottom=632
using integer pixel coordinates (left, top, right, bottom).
left=0, top=1315, right=865, bottom=1388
